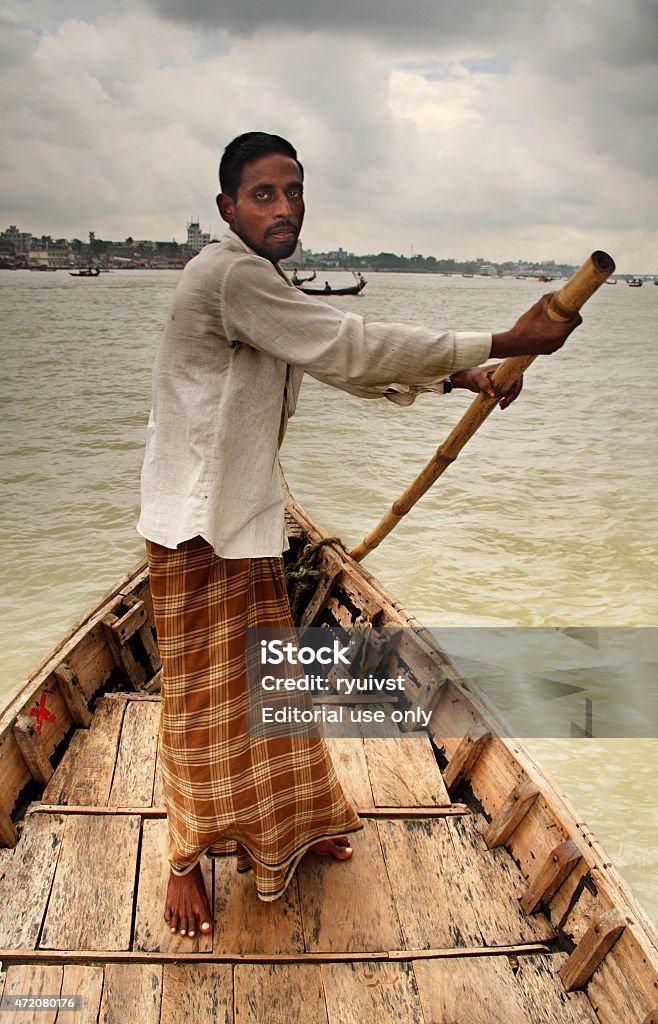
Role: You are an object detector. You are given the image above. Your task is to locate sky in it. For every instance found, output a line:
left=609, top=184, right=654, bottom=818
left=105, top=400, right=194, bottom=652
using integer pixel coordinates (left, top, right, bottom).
left=2, top=0, right=657, bottom=269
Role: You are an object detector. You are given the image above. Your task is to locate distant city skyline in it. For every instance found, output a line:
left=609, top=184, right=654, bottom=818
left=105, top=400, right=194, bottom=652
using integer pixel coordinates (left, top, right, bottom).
left=2, top=220, right=654, bottom=277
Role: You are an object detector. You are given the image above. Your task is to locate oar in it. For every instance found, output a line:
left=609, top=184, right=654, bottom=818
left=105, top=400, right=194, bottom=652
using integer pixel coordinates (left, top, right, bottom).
left=349, top=251, right=615, bottom=563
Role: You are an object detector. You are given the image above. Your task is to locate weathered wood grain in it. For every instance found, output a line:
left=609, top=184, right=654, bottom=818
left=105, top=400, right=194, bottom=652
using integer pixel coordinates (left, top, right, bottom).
left=53, top=664, right=92, bottom=728
left=0, top=807, right=17, bottom=847
left=42, top=698, right=126, bottom=806
left=102, top=614, right=147, bottom=690
left=12, top=714, right=53, bottom=785
left=160, top=964, right=232, bottom=1024
left=560, top=908, right=627, bottom=992
left=60, top=964, right=104, bottom=1024
left=483, top=779, right=540, bottom=849
left=448, top=814, right=555, bottom=945
left=108, top=700, right=160, bottom=806
left=377, top=816, right=482, bottom=949
left=324, top=738, right=374, bottom=811
left=413, top=955, right=529, bottom=1024
left=0, top=813, right=65, bottom=949
left=322, top=962, right=425, bottom=1024
left=515, top=953, right=599, bottom=1023
left=297, top=818, right=402, bottom=953
left=378, top=815, right=554, bottom=950
left=133, top=818, right=212, bottom=954
left=414, top=953, right=599, bottom=1024
left=40, top=814, right=140, bottom=951
left=0, top=964, right=62, bottom=1023
left=234, top=964, right=327, bottom=1024
left=363, top=735, right=450, bottom=807
left=213, top=854, right=305, bottom=954
left=99, top=964, right=162, bottom=1024
left=444, top=731, right=491, bottom=792
left=521, top=839, right=583, bottom=915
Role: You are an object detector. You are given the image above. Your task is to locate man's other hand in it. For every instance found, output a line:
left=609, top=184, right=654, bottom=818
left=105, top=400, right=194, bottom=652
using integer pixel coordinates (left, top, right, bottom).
left=450, top=365, right=523, bottom=410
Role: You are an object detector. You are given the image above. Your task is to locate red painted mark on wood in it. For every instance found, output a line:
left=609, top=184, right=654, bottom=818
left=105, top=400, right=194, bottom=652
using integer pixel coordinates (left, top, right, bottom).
left=30, top=692, right=56, bottom=734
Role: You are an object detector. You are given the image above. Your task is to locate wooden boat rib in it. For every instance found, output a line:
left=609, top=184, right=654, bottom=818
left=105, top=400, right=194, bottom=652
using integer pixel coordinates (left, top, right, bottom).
left=0, top=491, right=656, bottom=1023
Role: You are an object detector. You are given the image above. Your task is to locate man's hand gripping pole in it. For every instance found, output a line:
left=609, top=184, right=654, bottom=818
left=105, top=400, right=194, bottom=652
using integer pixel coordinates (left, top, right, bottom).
left=349, top=251, right=616, bottom=563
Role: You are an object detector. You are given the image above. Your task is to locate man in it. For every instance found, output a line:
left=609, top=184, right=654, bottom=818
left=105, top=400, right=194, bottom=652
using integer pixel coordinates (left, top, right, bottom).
left=138, top=131, right=580, bottom=939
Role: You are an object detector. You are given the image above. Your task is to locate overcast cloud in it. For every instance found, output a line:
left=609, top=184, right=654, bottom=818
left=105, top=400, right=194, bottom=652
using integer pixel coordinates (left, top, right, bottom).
left=2, top=0, right=656, bottom=268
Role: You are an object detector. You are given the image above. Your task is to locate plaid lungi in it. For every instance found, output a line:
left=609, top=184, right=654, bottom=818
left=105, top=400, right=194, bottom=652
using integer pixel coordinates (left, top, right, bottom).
left=146, top=536, right=362, bottom=901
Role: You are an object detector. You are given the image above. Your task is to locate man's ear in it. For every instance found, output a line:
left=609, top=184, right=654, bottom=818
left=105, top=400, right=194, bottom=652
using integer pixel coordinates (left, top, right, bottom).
left=217, top=193, right=234, bottom=225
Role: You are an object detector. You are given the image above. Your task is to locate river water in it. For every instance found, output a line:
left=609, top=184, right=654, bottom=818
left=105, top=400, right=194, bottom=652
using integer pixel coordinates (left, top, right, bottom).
left=1, top=266, right=656, bottom=921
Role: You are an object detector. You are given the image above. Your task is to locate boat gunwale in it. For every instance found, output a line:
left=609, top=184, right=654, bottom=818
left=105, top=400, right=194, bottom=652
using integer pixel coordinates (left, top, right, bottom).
left=0, top=557, right=149, bottom=735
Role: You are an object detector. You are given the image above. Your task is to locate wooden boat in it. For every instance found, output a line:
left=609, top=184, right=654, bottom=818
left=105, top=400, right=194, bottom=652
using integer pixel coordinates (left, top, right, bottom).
left=69, top=268, right=100, bottom=278
left=297, top=276, right=366, bottom=297
left=0, top=488, right=656, bottom=1023
left=628, top=278, right=643, bottom=287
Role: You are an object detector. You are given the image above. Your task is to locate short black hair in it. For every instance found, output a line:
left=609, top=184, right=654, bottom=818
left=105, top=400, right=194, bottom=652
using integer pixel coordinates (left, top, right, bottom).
left=219, top=132, right=304, bottom=199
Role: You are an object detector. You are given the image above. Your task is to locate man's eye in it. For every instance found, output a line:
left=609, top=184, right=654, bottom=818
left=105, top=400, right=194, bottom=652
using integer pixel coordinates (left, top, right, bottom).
left=254, top=191, right=270, bottom=201
left=288, top=190, right=303, bottom=200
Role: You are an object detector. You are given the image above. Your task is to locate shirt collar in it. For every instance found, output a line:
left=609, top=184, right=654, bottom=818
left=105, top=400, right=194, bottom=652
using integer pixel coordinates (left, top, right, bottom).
left=221, top=229, right=293, bottom=285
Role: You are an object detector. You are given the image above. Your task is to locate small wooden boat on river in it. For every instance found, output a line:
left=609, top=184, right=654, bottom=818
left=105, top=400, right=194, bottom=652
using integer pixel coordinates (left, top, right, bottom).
left=297, top=274, right=366, bottom=297
left=0, top=486, right=656, bottom=1023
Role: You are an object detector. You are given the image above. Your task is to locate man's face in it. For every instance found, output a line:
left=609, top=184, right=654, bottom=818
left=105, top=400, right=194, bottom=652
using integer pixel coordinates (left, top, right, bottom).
left=218, top=152, right=305, bottom=264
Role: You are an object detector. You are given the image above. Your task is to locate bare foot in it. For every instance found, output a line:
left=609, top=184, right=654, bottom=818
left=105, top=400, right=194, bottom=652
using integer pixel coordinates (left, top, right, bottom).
left=310, top=836, right=353, bottom=860
left=164, top=863, right=213, bottom=938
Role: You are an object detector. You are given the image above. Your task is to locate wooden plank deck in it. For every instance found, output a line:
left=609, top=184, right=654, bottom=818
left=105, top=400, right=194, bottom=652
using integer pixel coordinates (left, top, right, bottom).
left=0, top=694, right=600, bottom=1023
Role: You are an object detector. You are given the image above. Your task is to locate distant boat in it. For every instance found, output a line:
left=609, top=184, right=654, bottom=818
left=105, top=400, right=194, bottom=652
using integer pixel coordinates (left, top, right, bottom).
left=605, top=280, right=617, bottom=285
left=298, top=273, right=366, bottom=297
left=628, top=278, right=643, bottom=287
left=291, top=270, right=316, bottom=286
left=70, top=267, right=100, bottom=278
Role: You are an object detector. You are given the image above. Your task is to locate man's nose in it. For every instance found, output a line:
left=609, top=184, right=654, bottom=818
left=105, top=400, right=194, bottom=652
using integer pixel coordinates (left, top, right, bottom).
left=273, top=192, right=293, bottom=217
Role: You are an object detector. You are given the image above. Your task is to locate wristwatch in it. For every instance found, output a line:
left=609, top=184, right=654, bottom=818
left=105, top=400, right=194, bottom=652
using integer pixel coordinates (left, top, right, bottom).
left=442, top=377, right=453, bottom=394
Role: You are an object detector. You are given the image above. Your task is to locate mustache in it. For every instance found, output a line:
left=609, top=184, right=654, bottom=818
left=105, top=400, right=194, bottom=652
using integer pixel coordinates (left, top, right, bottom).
left=266, top=221, right=298, bottom=236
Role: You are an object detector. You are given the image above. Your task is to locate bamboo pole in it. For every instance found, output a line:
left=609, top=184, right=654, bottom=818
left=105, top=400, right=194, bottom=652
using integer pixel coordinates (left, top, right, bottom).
left=349, top=251, right=615, bottom=562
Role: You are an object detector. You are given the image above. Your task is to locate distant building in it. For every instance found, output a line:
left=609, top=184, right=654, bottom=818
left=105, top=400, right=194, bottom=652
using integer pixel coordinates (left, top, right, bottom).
left=280, top=239, right=304, bottom=269
left=1, top=225, right=34, bottom=253
left=187, top=220, right=211, bottom=253
left=27, top=240, right=73, bottom=269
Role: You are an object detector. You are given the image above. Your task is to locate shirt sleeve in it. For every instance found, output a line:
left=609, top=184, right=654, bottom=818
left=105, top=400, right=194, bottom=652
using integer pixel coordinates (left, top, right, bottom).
left=221, top=254, right=492, bottom=395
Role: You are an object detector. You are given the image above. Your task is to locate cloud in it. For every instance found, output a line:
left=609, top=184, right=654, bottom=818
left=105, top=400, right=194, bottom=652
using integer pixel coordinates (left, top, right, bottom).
left=0, top=0, right=656, bottom=268
left=143, top=0, right=531, bottom=49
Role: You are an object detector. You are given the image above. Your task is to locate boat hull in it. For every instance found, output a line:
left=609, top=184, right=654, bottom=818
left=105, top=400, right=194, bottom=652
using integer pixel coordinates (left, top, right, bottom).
left=0, top=492, right=655, bottom=1022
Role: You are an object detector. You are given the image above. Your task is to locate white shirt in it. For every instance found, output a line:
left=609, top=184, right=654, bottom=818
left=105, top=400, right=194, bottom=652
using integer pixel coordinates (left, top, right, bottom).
left=137, top=231, right=492, bottom=557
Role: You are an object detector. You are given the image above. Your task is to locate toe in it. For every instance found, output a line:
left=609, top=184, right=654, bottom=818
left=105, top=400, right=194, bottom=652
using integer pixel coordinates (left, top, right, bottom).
left=331, top=839, right=353, bottom=860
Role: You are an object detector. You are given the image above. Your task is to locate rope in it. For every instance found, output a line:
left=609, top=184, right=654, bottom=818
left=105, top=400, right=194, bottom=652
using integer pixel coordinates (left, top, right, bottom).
left=285, top=537, right=344, bottom=623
